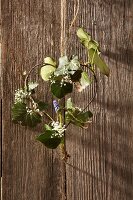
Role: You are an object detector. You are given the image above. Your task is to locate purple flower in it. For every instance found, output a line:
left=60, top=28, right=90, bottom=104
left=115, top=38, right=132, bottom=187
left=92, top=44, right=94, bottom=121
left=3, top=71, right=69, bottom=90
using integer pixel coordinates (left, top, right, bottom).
left=53, top=100, right=59, bottom=112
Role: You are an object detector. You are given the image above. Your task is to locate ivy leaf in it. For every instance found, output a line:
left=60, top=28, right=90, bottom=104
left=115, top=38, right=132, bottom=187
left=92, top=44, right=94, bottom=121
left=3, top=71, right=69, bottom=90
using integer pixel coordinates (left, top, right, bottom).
left=78, top=111, right=93, bottom=121
left=54, top=56, right=69, bottom=76
left=58, top=56, right=69, bottom=68
left=12, top=102, right=42, bottom=127
left=51, top=81, right=73, bottom=99
left=66, top=109, right=93, bottom=128
left=54, top=67, right=67, bottom=76
left=89, top=49, right=110, bottom=76
left=12, top=102, right=27, bottom=122
left=40, top=57, right=56, bottom=81
left=44, top=57, right=56, bottom=66
left=65, top=98, right=93, bottom=128
left=24, top=112, right=42, bottom=127
left=77, top=28, right=110, bottom=76
left=36, top=130, right=62, bottom=149
left=40, top=65, right=56, bottom=81
left=44, top=124, right=52, bottom=131
left=54, top=56, right=80, bottom=77
left=68, top=56, right=80, bottom=74
left=80, top=71, right=91, bottom=89
left=88, top=40, right=99, bottom=50
left=77, top=28, right=91, bottom=48
left=70, top=70, right=82, bottom=82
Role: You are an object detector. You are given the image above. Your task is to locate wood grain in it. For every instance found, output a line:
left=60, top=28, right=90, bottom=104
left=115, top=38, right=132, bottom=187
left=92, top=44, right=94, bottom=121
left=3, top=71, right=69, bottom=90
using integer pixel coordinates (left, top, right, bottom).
left=2, top=0, right=65, bottom=199
left=65, top=0, right=133, bottom=200
left=2, top=0, right=133, bottom=200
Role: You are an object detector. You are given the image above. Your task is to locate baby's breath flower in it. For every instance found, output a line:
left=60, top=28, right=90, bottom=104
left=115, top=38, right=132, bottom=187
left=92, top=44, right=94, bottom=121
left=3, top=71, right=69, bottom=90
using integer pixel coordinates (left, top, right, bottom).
left=50, top=121, right=66, bottom=138
left=14, top=88, right=28, bottom=103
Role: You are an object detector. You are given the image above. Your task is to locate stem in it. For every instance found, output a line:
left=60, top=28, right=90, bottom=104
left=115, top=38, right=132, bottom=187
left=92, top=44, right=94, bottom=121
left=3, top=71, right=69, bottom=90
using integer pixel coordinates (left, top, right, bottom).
left=60, top=141, right=70, bottom=162
left=59, top=111, right=63, bottom=125
left=24, top=62, right=55, bottom=92
left=80, top=63, right=98, bottom=113
left=42, top=110, right=54, bottom=121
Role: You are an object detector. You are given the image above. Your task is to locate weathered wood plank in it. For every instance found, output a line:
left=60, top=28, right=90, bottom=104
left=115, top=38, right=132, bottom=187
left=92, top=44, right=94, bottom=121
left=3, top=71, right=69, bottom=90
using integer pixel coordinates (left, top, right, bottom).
left=2, top=0, right=65, bottom=199
left=2, top=0, right=133, bottom=199
left=66, top=0, right=133, bottom=200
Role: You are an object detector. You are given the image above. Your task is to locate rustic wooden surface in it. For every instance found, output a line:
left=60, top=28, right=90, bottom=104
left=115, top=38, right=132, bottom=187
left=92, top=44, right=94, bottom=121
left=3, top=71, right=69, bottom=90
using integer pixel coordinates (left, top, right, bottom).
left=66, top=0, right=133, bottom=200
left=2, top=0, right=66, bottom=199
left=2, top=0, right=133, bottom=200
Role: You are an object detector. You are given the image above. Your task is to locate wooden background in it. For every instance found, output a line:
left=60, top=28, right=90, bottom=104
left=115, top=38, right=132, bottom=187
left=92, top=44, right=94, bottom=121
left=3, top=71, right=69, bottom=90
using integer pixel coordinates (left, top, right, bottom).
left=1, top=0, right=133, bottom=199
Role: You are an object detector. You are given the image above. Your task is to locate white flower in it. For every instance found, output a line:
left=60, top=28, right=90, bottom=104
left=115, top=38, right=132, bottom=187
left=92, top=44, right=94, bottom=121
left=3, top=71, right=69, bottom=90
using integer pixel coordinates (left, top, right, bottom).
left=50, top=121, right=66, bottom=138
left=14, top=88, right=28, bottom=103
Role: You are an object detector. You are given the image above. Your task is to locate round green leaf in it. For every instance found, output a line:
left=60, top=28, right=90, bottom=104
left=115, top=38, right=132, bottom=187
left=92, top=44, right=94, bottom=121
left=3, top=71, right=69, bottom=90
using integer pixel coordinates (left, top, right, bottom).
left=70, top=70, right=82, bottom=82
left=12, top=102, right=27, bottom=122
left=44, top=57, right=56, bottom=66
left=80, top=71, right=91, bottom=89
left=51, top=81, right=73, bottom=99
left=77, top=28, right=91, bottom=48
left=24, top=112, right=42, bottom=127
left=40, top=65, right=56, bottom=81
left=36, top=130, right=62, bottom=149
left=58, top=56, right=69, bottom=68
left=77, top=28, right=91, bottom=42
left=89, top=49, right=110, bottom=76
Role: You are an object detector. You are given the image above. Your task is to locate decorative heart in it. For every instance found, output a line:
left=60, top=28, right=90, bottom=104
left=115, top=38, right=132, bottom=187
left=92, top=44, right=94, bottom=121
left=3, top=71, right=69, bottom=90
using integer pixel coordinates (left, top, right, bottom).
left=12, top=28, right=109, bottom=161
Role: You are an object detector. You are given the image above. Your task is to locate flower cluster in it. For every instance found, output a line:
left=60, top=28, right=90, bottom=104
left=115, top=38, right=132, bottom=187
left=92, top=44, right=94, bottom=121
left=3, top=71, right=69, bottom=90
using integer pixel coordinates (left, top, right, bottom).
left=51, top=121, right=66, bottom=138
left=60, top=75, right=72, bottom=87
left=14, top=88, right=29, bottom=103
left=26, top=106, right=40, bottom=115
left=49, top=73, right=72, bottom=87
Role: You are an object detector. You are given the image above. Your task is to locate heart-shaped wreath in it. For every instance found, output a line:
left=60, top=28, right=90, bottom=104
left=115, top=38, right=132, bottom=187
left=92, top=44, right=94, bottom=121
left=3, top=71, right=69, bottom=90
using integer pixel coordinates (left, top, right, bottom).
left=12, top=28, right=109, bottom=161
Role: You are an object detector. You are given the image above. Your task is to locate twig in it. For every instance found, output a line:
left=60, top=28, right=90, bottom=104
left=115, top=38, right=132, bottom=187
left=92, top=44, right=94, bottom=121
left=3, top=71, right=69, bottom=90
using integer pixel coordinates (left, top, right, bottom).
left=24, top=62, right=55, bottom=91
left=24, top=62, right=55, bottom=122
left=80, top=63, right=98, bottom=113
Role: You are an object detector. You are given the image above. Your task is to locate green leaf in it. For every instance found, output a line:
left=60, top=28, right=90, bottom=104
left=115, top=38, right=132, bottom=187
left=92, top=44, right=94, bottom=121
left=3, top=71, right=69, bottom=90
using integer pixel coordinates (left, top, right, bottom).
left=65, top=99, right=93, bottom=128
left=69, top=56, right=80, bottom=73
left=44, top=57, right=56, bottom=67
left=70, top=70, right=82, bottom=82
left=78, top=111, right=93, bottom=121
left=88, top=40, right=99, bottom=50
left=80, top=71, right=91, bottom=89
left=54, top=67, right=67, bottom=76
left=54, top=56, right=80, bottom=77
left=40, top=65, right=56, bottom=81
left=89, top=49, right=110, bottom=76
left=12, top=102, right=27, bottom=122
left=54, top=56, right=69, bottom=76
left=12, top=102, right=42, bottom=127
left=24, top=112, right=42, bottom=127
left=58, top=56, right=69, bottom=68
left=77, top=28, right=109, bottom=76
left=44, top=124, right=52, bottom=131
left=51, top=81, right=73, bottom=99
left=40, top=57, right=56, bottom=81
left=77, top=28, right=91, bottom=48
left=36, top=130, right=62, bottom=149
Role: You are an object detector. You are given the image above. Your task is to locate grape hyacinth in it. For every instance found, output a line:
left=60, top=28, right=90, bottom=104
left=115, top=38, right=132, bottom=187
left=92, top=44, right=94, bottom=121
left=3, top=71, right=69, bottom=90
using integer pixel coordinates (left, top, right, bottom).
left=53, top=100, right=59, bottom=112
